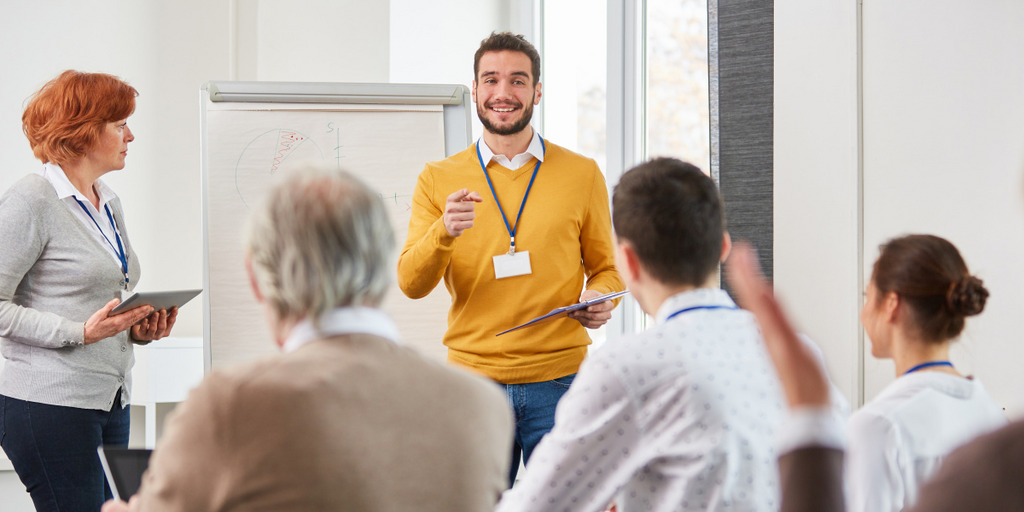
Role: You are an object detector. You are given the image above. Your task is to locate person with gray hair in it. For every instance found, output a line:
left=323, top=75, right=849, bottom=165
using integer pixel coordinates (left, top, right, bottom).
left=102, top=163, right=514, bottom=512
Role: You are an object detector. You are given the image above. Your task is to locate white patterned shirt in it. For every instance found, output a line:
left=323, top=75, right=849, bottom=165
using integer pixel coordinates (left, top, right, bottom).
left=495, top=288, right=786, bottom=512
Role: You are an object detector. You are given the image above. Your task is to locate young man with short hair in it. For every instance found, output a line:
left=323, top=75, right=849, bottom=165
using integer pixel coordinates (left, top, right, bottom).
left=398, top=32, right=623, bottom=482
left=496, top=157, right=786, bottom=511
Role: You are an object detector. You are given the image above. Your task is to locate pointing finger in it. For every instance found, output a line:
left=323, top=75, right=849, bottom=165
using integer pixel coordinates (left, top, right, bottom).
left=447, top=188, right=471, bottom=202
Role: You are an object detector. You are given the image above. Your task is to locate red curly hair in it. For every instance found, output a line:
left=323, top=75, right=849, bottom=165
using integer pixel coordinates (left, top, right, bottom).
left=22, top=70, right=138, bottom=165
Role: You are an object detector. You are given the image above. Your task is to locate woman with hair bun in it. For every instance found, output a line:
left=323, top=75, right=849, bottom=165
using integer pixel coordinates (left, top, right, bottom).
left=0, top=70, right=177, bottom=511
left=847, top=234, right=1007, bottom=512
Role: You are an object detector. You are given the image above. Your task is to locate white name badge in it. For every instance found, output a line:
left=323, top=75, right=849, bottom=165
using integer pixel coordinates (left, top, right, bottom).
left=493, top=251, right=532, bottom=279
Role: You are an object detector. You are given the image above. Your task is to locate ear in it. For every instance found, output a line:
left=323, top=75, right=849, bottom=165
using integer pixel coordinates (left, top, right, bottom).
left=882, top=291, right=901, bottom=323
left=617, top=239, right=643, bottom=284
left=471, top=80, right=477, bottom=104
left=534, top=81, right=542, bottom=105
left=244, top=254, right=264, bottom=303
left=720, top=231, right=733, bottom=263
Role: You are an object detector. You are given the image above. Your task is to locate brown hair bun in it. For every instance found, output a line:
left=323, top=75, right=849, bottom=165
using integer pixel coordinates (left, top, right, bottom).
left=946, top=275, right=988, bottom=317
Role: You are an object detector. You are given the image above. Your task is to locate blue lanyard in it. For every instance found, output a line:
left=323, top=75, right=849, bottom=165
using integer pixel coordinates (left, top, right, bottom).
left=73, top=197, right=129, bottom=286
left=665, top=304, right=738, bottom=322
left=903, top=361, right=953, bottom=375
left=476, top=136, right=545, bottom=255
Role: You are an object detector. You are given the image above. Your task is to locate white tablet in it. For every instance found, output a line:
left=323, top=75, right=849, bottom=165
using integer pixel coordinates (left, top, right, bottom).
left=108, top=289, right=202, bottom=316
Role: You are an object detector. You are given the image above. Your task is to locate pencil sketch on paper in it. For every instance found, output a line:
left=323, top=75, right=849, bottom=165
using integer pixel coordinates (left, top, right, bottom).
left=234, top=128, right=325, bottom=208
left=230, top=123, right=416, bottom=216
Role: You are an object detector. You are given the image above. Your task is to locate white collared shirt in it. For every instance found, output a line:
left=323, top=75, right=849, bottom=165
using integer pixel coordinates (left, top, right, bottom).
left=282, top=307, right=401, bottom=354
left=38, top=162, right=125, bottom=268
left=476, top=129, right=545, bottom=170
left=497, top=288, right=786, bottom=512
left=845, top=372, right=1006, bottom=512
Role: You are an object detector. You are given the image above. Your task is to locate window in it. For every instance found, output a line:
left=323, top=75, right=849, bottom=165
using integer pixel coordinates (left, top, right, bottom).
left=538, top=0, right=711, bottom=341
left=645, top=0, right=710, bottom=170
left=540, top=0, right=609, bottom=173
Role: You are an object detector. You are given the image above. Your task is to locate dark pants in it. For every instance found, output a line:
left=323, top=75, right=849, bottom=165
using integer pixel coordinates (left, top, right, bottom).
left=0, top=389, right=130, bottom=512
left=501, top=373, right=576, bottom=485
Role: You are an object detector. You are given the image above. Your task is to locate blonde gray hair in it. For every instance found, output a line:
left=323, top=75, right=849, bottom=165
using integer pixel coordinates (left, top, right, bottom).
left=245, top=163, right=394, bottom=323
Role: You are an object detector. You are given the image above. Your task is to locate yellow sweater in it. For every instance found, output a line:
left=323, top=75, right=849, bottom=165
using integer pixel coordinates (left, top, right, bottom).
left=398, top=141, right=623, bottom=384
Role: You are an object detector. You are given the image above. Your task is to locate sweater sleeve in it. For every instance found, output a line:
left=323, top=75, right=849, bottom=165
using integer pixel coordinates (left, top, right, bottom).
left=778, top=447, right=847, bottom=512
left=135, top=374, right=236, bottom=512
left=0, top=191, right=85, bottom=348
left=397, top=167, right=458, bottom=299
left=578, top=169, right=623, bottom=296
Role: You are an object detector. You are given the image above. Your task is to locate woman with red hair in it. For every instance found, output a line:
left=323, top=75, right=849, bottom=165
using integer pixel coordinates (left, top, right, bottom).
left=0, top=70, right=176, bottom=511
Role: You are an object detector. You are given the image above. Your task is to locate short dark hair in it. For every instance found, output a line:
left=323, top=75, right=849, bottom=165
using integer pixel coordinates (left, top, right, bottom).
left=473, top=31, right=541, bottom=85
left=871, top=234, right=988, bottom=341
left=613, top=157, right=724, bottom=286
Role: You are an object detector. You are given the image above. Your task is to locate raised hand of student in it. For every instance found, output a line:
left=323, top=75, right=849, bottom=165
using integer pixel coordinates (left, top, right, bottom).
left=443, top=188, right=483, bottom=237
left=725, top=242, right=829, bottom=408
left=569, top=289, right=615, bottom=329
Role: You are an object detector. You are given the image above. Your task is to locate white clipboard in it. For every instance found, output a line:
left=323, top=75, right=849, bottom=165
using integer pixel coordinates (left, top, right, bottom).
left=496, top=290, right=629, bottom=336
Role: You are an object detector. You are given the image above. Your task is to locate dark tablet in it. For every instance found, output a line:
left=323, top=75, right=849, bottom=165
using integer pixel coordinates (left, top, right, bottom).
left=108, top=289, right=202, bottom=316
left=97, top=446, right=153, bottom=500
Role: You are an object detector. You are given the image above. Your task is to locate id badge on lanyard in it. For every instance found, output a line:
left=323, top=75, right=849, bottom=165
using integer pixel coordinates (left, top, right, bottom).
left=493, top=251, right=532, bottom=279
left=477, top=137, right=545, bottom=280
left=74, top=197, right=130, bottom=290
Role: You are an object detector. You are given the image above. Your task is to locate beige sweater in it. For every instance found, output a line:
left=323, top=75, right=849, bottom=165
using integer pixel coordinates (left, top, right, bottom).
left=135, top=333, right=513, bottom=511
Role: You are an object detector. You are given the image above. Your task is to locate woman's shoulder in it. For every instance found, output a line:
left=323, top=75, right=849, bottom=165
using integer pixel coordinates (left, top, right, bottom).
left=848, top=378, right=929, bottom=437
left=1, top=174, right=60, bottom=212
left=2, top=174, right=57, bottom=203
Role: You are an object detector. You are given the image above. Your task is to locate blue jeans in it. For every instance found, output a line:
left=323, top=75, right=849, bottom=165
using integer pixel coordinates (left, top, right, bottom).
left=501, top=373, right=575, bottom=484
left=0, top=389, right=130, bottom=512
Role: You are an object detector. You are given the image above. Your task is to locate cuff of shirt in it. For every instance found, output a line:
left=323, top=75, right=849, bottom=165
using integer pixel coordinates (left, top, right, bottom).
left=776, top=406, right=846, bottom=455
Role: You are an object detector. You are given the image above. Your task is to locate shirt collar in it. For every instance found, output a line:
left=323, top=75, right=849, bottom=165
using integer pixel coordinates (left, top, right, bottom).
left=654, top=287, right=738, bottom=324
left=282, top=307, right=401, bottom=353
left=476, top=129, right=545, bottom=168
left=38, top=162, right=117, bottom=208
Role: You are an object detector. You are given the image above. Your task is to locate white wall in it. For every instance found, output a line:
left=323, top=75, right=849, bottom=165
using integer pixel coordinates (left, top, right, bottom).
left=388, top=0, right=515, bottom=141
left=775, top=1, right=1024, bottom=417
left=249, top=0, right=391, bottom=82
left=0, top=1, right=504, bottom=508
left=860, top=1, right=1024, bottom=412
left=774, top=1, right=862, bottom=405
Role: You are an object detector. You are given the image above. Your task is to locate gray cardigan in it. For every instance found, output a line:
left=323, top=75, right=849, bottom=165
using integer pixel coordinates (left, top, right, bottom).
left=0, top=174, right=141, bottom=410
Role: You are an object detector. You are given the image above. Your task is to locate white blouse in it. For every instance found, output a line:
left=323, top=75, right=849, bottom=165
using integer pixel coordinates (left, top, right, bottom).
left=38, top=162, right=125, bottom=268
left=845, top=371, right=1007, bottom=512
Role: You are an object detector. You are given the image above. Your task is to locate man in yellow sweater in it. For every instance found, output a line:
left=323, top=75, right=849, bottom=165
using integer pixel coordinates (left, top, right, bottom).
left=398, top=31, right=623, bottom=483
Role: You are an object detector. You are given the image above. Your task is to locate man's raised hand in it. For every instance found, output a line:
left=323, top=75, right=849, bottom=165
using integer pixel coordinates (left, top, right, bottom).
left=444, top=188, right=484, bottom=237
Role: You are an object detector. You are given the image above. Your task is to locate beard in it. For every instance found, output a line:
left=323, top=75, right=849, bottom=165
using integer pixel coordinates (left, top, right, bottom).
left=477, top=100, right=535, bottom=136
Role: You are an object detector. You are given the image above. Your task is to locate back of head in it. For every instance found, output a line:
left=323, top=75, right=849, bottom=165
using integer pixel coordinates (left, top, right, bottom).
left=22, top=70, right=138, bottom=165
left=872, top=234, right=988, bottom=341
left=245, top=163, right=394, bottom=323
left=474, top=31, right=541, bottom=84
left=613, top=157, right=724, bottom=286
